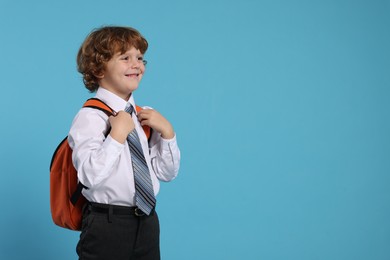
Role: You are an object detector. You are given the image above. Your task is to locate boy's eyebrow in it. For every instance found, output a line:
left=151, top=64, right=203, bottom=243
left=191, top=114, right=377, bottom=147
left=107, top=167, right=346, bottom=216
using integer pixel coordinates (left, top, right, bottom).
left=122, top=49, right=143, bottom=55
left=118, top=53, right=143, bottom=58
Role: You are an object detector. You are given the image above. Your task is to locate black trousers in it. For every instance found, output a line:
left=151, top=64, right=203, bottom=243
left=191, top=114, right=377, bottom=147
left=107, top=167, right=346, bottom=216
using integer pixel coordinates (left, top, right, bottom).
left=77, top=202, right=160, bottom=260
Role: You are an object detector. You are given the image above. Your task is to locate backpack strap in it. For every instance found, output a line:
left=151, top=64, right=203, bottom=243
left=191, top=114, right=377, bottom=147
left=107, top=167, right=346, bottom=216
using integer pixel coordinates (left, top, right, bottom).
left=135, top=105, right=151, bottom=139
left=82, top=98, right=151, bottom=139
left=83, top=98, right=116, bottom=116
left=70, top=182, right=87, bottom=205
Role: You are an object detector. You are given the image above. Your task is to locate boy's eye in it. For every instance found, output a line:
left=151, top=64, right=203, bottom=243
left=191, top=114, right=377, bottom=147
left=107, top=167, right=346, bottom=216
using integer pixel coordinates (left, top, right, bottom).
left=138, top=57, right=147, bottom=65
left=119, top=55, right=147, bottom=65
left=120, top=56, right=129, bottom=61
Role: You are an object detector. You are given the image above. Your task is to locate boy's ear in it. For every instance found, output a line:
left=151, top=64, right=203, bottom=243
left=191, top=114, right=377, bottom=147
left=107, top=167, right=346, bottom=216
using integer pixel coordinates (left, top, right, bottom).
left=95, top=73, right=104, bottom=79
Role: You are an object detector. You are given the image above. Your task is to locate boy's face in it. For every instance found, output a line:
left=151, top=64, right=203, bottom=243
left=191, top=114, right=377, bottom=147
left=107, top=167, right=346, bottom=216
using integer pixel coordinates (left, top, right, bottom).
left=98, top=47, right=146, bottom=100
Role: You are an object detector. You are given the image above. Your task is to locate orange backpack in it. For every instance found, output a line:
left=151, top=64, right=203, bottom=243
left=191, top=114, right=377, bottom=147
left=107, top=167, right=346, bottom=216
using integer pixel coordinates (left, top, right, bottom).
left=50, top=98, right=150, bottom=230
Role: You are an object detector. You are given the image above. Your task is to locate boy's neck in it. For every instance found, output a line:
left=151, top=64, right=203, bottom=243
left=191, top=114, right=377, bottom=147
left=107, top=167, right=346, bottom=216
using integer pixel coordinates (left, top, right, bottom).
left=99, top=86, right=132, bottom=101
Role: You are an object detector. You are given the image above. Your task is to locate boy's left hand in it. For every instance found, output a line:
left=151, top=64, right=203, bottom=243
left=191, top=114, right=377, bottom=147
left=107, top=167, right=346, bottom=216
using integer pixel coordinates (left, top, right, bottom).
left=137, top=108, right=175, bottom=139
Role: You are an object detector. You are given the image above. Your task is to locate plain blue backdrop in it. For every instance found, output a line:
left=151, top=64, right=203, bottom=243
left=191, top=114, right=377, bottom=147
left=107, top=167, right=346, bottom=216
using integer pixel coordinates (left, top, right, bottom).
left=1, top=0, right=389, bottom=259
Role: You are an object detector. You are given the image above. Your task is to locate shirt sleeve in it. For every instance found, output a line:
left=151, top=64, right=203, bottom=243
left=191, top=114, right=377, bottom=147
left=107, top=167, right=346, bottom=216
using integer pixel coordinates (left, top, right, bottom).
left=68, top=108, right=124, bottom=188
left=149, top=131, right=181, bottom=182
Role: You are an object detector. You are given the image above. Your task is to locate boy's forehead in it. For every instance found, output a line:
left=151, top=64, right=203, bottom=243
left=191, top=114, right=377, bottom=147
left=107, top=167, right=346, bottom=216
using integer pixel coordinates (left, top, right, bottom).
left=115, top=46, right=142, bottom=55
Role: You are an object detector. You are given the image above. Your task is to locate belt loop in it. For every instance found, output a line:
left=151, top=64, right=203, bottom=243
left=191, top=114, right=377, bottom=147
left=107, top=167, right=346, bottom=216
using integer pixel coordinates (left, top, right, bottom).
left=83, top=202, right=91, bottom=215
left=108, top=205, right=113, bottom=223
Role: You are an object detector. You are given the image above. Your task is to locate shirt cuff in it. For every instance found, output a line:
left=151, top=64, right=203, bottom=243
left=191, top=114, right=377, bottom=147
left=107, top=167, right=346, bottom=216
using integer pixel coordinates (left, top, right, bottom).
left=160, top=134, right=177, bottom=152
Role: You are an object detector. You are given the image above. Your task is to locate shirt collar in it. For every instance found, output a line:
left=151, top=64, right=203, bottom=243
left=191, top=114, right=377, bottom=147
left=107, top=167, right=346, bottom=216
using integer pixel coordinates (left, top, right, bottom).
left=95, top=87, right=136, bottom=114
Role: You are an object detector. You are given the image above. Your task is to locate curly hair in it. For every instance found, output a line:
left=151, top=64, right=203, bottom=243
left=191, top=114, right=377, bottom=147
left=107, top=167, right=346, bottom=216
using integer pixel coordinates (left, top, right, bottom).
left=77, top=26, right=148, bottom=92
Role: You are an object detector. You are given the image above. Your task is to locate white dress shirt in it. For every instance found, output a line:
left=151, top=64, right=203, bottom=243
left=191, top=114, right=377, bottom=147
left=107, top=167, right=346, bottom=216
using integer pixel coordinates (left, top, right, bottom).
left=68, top=87, right=180, bottom=207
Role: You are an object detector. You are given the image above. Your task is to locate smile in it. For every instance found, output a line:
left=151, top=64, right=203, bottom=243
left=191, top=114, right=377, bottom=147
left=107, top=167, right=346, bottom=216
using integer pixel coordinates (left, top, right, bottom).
left=125, top=73, right=139, bottom=78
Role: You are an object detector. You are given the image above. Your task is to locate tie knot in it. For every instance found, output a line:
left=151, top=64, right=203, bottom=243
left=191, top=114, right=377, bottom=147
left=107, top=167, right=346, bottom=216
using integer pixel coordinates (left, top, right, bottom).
left=125, top=104, right=134, bottom=115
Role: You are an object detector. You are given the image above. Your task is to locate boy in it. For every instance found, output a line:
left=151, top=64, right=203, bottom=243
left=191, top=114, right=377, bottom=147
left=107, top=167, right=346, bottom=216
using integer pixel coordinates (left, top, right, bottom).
left=68, top=26, right=180, bottom=260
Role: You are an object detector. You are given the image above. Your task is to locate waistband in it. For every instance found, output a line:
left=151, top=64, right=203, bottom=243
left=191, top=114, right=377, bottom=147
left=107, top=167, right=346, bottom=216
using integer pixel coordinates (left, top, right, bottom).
left=88, top=202, right=153, bottom=217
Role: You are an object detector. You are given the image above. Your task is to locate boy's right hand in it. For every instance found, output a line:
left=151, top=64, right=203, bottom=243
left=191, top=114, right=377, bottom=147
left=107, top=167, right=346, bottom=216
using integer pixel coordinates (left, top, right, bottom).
left=109, top=111, right=135, bottom=144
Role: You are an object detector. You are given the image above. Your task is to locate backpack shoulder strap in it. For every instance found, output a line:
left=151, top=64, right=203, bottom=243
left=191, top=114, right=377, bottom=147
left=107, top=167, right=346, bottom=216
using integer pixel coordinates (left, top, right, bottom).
left=83, top=99, right=151, bottom=139
left=83, top=98, right=115, bottom=116
left=135, top=105, right=151, bottom=139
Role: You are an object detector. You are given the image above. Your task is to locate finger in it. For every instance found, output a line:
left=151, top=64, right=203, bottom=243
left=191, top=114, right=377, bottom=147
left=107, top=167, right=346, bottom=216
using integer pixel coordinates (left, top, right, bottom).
left=137, top=108, right=151, bottom=115
left=137, top=113, right=145, bottom=122
left=140, top=119, right=150, bottom=126
left=137, top=111, right=151, bottom=120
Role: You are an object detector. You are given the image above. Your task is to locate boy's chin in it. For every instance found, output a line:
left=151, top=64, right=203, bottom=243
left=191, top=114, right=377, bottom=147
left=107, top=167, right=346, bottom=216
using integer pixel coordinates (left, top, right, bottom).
left=128, top=85, right=140, bottom=92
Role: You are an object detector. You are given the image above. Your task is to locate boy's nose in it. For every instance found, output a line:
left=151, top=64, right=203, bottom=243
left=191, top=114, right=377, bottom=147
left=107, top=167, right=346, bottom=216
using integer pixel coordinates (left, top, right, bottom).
left=130, top=59, right=141, bottom=68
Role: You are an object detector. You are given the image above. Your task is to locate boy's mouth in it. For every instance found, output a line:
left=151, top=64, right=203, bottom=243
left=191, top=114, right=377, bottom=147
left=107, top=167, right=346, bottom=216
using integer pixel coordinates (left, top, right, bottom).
left=125, top=73, right=140, bottom=78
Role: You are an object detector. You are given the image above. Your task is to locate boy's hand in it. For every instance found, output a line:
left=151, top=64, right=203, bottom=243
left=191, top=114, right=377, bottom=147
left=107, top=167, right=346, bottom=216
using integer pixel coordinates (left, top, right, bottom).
left=137, top=109, right=175, bottom=139
left=109, top=111, right=135, bottom=144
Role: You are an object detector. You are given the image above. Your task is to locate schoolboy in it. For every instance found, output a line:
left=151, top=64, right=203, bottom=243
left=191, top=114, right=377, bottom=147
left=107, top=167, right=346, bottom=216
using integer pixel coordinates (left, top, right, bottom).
left=68, top=26, right=180, bottom=260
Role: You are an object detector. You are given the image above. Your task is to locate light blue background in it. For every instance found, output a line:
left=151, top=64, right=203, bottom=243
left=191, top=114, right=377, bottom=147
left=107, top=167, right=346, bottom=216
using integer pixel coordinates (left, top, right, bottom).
left=1, top=0, right=389, bottom=259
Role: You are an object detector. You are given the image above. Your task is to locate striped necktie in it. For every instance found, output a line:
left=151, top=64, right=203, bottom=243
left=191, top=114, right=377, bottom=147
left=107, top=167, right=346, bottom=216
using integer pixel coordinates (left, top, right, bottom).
left=125, top=104, right=156, bottom=215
